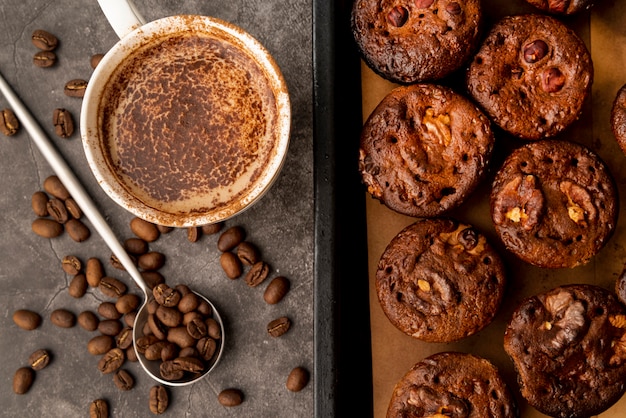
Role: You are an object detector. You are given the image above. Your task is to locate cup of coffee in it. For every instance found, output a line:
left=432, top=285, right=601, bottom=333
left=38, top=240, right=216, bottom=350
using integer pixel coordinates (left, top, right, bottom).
left=81, top=0, right=291, bottom=227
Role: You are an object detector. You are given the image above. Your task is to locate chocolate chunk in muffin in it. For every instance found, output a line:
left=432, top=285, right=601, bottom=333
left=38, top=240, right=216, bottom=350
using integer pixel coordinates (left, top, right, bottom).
left=359, top=84, right=494, bottom=218
left=610, top=83, right=626, bottom=156
left=387, top=352, right=518, bottom=418
left=524, top=0, right=596, bottom=15
left=490, top=139, right=617, bottom=268
left=351, top=0, right=482, bottom=84
left=376, top=218, right=506, bottom=343
left=467, top=14, right=592, bottom=140
left=504, top=284, right=626, bottom=418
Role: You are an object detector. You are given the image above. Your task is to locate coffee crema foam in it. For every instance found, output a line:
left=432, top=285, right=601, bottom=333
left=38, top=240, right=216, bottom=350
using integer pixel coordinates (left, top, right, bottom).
left=99, top=33, right=278, bottom=215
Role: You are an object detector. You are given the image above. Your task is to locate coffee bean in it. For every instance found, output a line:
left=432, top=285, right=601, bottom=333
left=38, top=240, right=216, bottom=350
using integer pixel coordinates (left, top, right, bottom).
left=64, top=79, right=88, bottom=98
left=88, top=335, right=114, bottom=355
left=136, top=335, right=160, bottom=354
left=130, top=217, right=160, bottom=242
left=145, top=341, right=169, bottom=361
left=148, top=314, right=167, bottom=340
left=187, top=226, right=201, bottom=242
left=43, top=175, right=70, bottom=200
left=61, top=255, right=82, bottom=275
left=153, top=283, right=180, bottom=307
left=64, top=198, right=82, bottom=219
left=147, top=299, right=160, bottom=315
left=32, top=218, right=63, bottom=238
left=116, top=293, right=140, bottom=314
left=201, top=222, right=223, bottom=235
left=206, top=318, right=221, bottom=339
left=47, top=198, right=69, bottom=224
left=138, top=251, right=165, bottom=271
left=141, top=271, right=165, bottom=289
left=244, top=261, right=270, bottom=287
left=124, top=237, right=148, bottom=255
left=156, top=224, right=174, bottom=234
left=50, top=308, right=76, bottom=328
left=156, top=305, right=182, bottom=327
left=98, top=319, right=123, bottom=336
left=218, top=388, right=244, bottom=407
left=33, top=50, right=56, bottom=68
left=0, top=108, right=19, bottom=136
left=69, top=273, right=88, bottom=298
left=159, top=360, right=184, bottom=381
left=13, top=367, right=34, bottom=395
left=220, top=252, right=242, bottom=279
left=126, top=347, right=138, bottom=362
left=31, top=29, right=58, bottom=51
left=186, top=318, right=207, bottom=339
left=86, top=257, right=104, bottom=287
left=196, top=299, right=212, bottom=316
left=13, top=309, right=42, bottom=330
left=31, top=191, right=49, bottom=217
left=286, top=366, right=310, bottom=392
left=28, top=349, right=51, bottom=371
left=160, top=343, right=178, bottom=362
left=109, top=253, right=131, bottom=271
left=113, top=369, right=134, bottom=391
left=53, top=108, right=74, bottom=138
left=267, top=316, right=291, bottom=337
left=123, top=311, right=137, bottom=328
left=98, top=301, right=121, bottom=320
left=78, top=311, right=99, bottom=331
left=99, top=276, right=127, bottom=298
left=149, top=385, right=169, bottom=414
left=175, top=284, right=192, bottom=296
left=89, top=399, right=109, bottom=418
left=167, top=326, right=196, bottom=348
left=116, top=327, right=133, bottom=350
left=66, top=218, right=90, bottom=242
left=237, top=241, right=261, bottom=265
left=98, top=347, right=125, bottom=374
left=217, top=226, right=245, bottom=252
left=173, top=356, right=204, bottom=373
left=196, top=337, right=217, bottom=361
left=183, top=311, right=202, bottom=326
left=177, top=292, right=199, bottom=313
left=264, top=276, right=290, bottom=304
left=90, top=53, right=104, bottom=69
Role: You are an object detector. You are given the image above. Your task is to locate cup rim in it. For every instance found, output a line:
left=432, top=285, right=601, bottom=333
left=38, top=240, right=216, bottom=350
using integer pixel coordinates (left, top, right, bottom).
left=80, top=15, right=291, bottom=227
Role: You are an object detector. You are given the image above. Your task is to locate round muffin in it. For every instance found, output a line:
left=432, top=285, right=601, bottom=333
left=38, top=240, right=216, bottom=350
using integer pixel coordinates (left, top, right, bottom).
left=466, top=14, right=592, bottom=140
left=491, top=139, right=617, bottom=268
left=351, top=0, right=482, bottom=84
left=359, top=84, right=494, bottom=218
left=610, top=83, right=626, bottom=156
left=376, top=218, right=506, bottom=343
left=524, top=0, right=595, bottom=15
left=504, top=284, right=626, bottom=418
left=387, top=352, right=518, bottom=418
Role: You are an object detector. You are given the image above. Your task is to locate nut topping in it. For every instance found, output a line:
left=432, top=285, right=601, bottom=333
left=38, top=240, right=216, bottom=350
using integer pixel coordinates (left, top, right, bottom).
left=541, top=67, right=566, bottom=93
left=494, top=175, right=545, bottom=230
left=387, top=6, right=409, bottom=27
left=609, top=314, right=626, bottom=329
left=543, top=291, right=586, bottom=351
left=418, top=279, right=431, bottom=292
left=422, top=108, right=452, bottom=147
left=523, top=40, right=549, bottom=64
left=559, top=180, right=596, bottom=226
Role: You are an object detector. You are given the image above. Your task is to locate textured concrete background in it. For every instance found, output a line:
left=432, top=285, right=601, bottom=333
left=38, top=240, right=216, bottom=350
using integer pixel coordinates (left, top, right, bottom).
left=0, top=0, right=314, bottom=416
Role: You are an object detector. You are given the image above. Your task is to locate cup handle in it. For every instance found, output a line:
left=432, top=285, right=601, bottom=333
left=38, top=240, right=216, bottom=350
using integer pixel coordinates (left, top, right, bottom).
left=97, top=0, right=146, bottom=39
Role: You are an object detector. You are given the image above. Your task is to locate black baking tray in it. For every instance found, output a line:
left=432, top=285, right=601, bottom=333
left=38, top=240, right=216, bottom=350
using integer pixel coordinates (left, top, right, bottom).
left=313, top=0, right=374, bottom=416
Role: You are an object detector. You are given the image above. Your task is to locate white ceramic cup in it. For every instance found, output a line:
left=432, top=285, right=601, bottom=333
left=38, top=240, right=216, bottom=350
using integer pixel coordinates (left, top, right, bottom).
left=81, top=0, right=291, bottom=227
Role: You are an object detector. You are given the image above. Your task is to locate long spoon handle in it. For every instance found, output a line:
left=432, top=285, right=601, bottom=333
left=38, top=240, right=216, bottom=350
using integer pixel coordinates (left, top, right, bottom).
left=0, top=70, right=150, bottom=296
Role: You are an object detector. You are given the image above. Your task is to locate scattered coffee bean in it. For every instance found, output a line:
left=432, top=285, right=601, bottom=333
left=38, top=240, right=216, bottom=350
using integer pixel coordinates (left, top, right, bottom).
left=237, top=241, right=261, bottom=265
left=244, top=261, right=270, bottom=287
left=126, top=347, right=138, bottom=362
left=62, top=255, right=82, bottom=275
left=98, top=319, right=123, bottom=336
left=153, top=283, right=180, bottom=307
left=53, top=108, right=74, bottom=138
left=32, top=218, right=63, bottom=238
left=13, top=309, right=42, bottom=330
left=89, top=399, right=109, bottom=418
left=31, top=191, right=49, bottom=216
left=113, top=369, right=134, bottom=391
left=109, top=253, right=131, bottom=271
left=197, top=299, right=212, bottom=316
left=31, top=29, right=58, bottom=51
left=64, top=198, right=82, bottom=219
left=116, top=293, right=140, bottom=314
left=123, top=311, right=137, bottom=328
left=78, top=311, right=99, bottom=331
left=28, top=349, right=51, bottom=371
left=124, top=237, right=148, bottom=255
left=286, top=366, right=310, bottom=392
left=130, top=217, right=160, bottom=242
left=220, top=252, right=242, bottom=279
left=86, top=257, right=104, bottom=287
left=178, top=292, right=199, bottom=313
left=65, top=218, right=90, bottom=242
left=217, top=226, right=245, bottom=252
left=47, top=198, right=69, bottom=223
left=50, top=308, right=76, bottom=328
left=0, top=108, right=19, bottom=136
left=156, top=224, right=174, bottom=234
left=98, top=301, right=121, bottom=320
left=98, top=347, right=125, bottom=374
left=187, top=226, right=201, bottom=242
left=201, top=222, right=223, bottom=235
left=13, top=367, right=34, bottom=395
left=267, top=316, right=291, bottom=337
left=218, top=388, right=244, bottom=407
left=116, top=327, right=133, bottom=350
left=33, top=50, right=56, bottom=68
left=88, top=335, right=115, bottom=355
left=43, top=175, right=70, bottom=200
left=69, top=273, right=88, bottom=298
left=149, top=385, right=169, bottom=414
left=99, top=276, right=127, bottom=298
left=64, top=79, right=88, bottom=98
left=90, top=53, right=104, bottom=69
left=206, top=317, right=221, bottom=339
left=138, top=251, right=165, bottom=271
left=264, top=276, right=290, bottom=304
left=141, top=271, right=165, bottom=290
left=175, top=284, right=191, bottom=297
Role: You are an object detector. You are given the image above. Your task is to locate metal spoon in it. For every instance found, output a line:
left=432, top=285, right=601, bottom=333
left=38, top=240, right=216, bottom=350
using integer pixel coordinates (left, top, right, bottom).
left=0, top=70, right=224, bottom=386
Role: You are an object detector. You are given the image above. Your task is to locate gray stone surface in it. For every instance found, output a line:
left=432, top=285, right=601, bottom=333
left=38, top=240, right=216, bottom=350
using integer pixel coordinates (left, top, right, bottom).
left=0, top=0, right=313, bottom=416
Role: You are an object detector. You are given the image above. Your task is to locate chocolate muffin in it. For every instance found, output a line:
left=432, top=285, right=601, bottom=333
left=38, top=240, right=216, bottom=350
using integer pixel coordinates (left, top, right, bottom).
left=359, top=84, right=494, bottom=218
left=491, top=139, right=617, bottom=268
left=525, top=0, right=595, bottom=15
left=466, top=14, right=593, bottom=140
left=376, top=218, right=506, bottom=343
left=351, top=0, right=482, bottom=84
left=610, top=83, right=626, bottom=156
left=504, top=284, right=626, bottom=418
left=387, top=352, right=518, bottom=418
